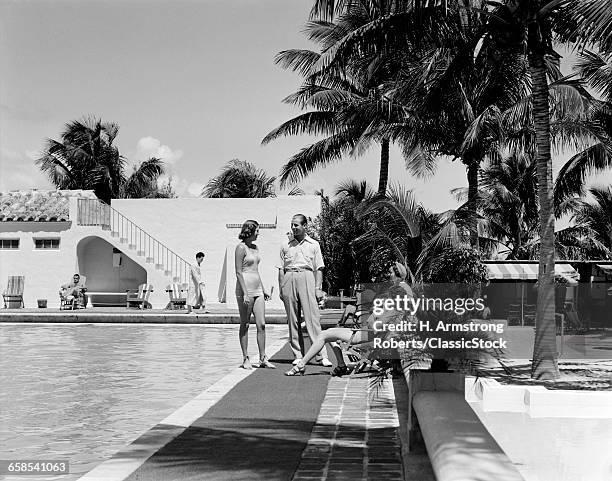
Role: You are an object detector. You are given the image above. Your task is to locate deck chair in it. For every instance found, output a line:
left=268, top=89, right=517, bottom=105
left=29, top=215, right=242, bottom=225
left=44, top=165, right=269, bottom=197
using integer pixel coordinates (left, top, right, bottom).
left=59, top=276, right=87, bottom=310
left=165, top=283, right=187, bottom=310
left=3, top=276, right=25, bottom=308
left=523, top=304, right=536, bottom=326
left=506, top=303, right=521, bottom=326
left=126, top=283, right=153, bottom=309
left=337, top=287, right=377, bottom=328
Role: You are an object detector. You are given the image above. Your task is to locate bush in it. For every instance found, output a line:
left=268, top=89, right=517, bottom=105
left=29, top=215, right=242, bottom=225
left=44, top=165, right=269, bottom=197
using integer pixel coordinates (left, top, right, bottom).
left=423, top=246, right=489, bottom=284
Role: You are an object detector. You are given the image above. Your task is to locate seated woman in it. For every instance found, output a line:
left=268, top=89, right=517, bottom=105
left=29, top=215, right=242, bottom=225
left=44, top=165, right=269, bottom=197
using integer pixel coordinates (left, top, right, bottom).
left=285, top=262, right=413, bottom=376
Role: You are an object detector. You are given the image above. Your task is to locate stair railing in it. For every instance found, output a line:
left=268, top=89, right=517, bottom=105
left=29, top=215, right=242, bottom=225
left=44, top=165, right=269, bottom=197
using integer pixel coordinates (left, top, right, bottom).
left=77, top=198, right=191, bottom=285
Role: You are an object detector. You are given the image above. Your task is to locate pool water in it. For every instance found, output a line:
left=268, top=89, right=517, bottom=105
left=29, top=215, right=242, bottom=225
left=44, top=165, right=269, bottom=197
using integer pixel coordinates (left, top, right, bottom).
left=0, top=324, right=287, bottom=480
left=470, top=402, right=612, bottom=481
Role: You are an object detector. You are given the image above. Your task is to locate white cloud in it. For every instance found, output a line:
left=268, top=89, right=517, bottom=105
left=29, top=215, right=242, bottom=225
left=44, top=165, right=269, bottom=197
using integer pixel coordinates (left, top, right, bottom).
left=156, top=174, right=204, bottom=198
left=187, top=182, right=205, bottom=197
left=135, top=136, right=183, bottom=165
left=0, top=148, right=52, bottom=191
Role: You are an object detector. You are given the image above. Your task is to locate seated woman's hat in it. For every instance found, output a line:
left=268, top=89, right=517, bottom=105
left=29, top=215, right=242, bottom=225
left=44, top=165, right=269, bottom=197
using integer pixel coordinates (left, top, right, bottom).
left=394, top=262, right=407, bottom=280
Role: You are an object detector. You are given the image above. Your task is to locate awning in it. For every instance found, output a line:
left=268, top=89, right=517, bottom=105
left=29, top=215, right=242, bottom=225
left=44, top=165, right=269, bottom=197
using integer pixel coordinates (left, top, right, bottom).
left=596, top=264, right=612, bottom=274
left=486, top=263, right=538, bottom=280
left=555, top=263, right=578, bottom=277
left=486, top=263, right=578, bottom=280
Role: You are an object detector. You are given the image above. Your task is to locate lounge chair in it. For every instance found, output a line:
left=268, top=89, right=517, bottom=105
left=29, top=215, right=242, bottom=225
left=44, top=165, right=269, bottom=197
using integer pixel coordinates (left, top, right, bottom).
left=338, top=287, right=377, bottom=329
left=3, top=276, right=24, bottom=308
left=59, top=275, right=87, bottom=310
left=126, top=283, right=153, bottom=309
left=165, top=283, right=187, bottom=310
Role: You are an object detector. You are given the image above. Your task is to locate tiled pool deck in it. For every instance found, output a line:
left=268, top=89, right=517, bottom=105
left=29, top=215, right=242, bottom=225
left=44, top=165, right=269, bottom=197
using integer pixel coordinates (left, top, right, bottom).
left=292, top=376, right=418, bottom=481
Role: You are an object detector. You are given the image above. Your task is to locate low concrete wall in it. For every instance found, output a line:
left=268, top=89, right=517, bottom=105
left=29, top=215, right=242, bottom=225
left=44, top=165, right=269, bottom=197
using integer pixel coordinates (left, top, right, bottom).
left=413, top=390, right=525, bottom=481
left=469, top=376, right=612, bottom=418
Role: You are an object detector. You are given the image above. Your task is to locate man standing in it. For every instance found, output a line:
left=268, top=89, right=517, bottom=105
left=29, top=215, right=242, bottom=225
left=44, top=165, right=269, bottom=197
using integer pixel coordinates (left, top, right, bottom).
left=278, top=214, right=332, bottom=366
left=187, top=252, right=206, bottom=314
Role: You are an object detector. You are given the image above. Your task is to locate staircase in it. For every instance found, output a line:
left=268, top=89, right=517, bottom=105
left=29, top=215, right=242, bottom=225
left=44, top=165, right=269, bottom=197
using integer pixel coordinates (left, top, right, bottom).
left=76, top=198, right=191, bottom=286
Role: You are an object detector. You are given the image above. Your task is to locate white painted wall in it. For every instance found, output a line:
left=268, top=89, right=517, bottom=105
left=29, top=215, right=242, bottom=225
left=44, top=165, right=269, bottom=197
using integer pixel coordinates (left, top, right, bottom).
left=0, top=193, right=321, bottom=309
left=0, top=221, right=80, bottom=308
left=111, top=196, right=321, bottom=308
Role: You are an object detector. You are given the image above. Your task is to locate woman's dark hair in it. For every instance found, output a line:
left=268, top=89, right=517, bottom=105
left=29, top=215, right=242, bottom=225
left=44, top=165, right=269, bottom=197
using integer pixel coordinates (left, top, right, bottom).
left=196, top=252, right=205, bottom=259
left=239, top=220, right=259, bottom=240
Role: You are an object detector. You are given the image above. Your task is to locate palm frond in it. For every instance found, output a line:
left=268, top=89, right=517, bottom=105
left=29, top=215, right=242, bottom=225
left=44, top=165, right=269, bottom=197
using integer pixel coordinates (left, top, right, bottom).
left=279, top=130, right=359, bottom=187
left=554, top=143, right=612, bottom=214
left=261, top=112, right=337, bottom=145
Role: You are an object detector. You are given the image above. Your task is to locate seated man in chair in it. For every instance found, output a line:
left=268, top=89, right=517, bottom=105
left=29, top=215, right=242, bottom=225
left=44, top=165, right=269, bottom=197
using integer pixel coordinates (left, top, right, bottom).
left=60, top=274, right=87, bottom=309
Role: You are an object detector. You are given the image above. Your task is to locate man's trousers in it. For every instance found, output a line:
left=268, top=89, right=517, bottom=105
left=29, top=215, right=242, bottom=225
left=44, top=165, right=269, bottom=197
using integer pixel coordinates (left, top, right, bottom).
left=281, top=270, right=328, bottom=360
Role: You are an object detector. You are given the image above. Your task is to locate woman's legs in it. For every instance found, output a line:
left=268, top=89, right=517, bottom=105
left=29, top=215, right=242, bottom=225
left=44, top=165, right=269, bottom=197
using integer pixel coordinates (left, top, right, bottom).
left=251, top=295, right=267, bottom=361
left=237, top=295, right=253, bottom=368
left=287, top=328, right=371, bottom=375
left=299, top=328, right=354, bottom=366
left=329, top=342, right=346, bottom=367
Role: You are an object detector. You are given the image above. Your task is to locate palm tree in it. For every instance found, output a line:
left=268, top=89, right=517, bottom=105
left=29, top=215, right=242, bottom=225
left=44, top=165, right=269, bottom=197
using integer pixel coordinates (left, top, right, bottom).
left=304, top=2, right=538, bottom=249
left=351, top=184, right=482, bottom=279
left=485, top=0, right=612, bottom=379
left=334, top=178, right=375, bottom=203
left=202, top=159, right=276, bottom=198
left=262, top=2, right=409, bottom=197
left=554, top=50, right=612, bottom=214
left=464, top=150, right=540, bottom=259
left=36, top=117, right=165, bottom=204
left=315, top=179, right=375, bottom=292
left=562, top=186, right=612, bottom=259
left=307, top=0, right=612, bottom=378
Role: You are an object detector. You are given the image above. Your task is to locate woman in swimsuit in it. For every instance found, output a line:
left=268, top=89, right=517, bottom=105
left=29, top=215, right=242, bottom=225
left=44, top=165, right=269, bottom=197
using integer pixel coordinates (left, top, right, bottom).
left=235, top=220, right=274, bottom=369
left=285, top=262, right=412, bottom=376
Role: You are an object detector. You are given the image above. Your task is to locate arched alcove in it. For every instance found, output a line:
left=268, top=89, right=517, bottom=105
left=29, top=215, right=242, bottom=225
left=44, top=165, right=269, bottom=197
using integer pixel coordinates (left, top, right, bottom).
left=77, top=236, right=146, bottom=299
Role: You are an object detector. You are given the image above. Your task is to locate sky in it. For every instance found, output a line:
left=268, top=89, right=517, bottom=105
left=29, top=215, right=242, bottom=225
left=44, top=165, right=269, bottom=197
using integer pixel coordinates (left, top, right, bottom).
left=1, top=0, right=610, bottom=214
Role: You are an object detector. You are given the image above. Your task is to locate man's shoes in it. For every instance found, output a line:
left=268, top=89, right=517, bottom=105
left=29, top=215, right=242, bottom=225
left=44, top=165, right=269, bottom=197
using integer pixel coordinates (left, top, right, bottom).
left=316, top=359, right=333, bottom=367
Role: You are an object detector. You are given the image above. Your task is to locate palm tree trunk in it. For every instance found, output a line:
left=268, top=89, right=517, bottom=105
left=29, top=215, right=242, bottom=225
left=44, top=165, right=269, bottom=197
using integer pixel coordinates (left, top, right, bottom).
left=529, top=51, right=559, bottom=380
left=378, top=138, right=390, bottom=197
left=466, top=159, right=480, bottom=249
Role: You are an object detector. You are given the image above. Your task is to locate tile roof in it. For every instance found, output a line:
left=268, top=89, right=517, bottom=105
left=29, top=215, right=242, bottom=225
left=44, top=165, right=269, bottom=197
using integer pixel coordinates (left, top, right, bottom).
left=0, top=190, right=94, bottom=222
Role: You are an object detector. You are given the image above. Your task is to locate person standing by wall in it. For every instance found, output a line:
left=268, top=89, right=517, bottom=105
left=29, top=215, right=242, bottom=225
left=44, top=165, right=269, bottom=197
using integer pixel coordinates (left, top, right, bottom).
left=187, top=252, right=206, bottom=314
left=235, top=220, right=274, bottom=369
left=278, top=214, right=332, bottom=367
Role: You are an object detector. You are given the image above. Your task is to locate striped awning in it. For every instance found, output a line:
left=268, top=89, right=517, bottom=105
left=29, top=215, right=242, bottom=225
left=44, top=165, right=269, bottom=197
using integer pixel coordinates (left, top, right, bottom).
left=555, top=263, right=577, bottom=276
left=486, top=263, right=577, bottom=280
left=597, top=264, right=612, bottom=274
left=486, top=263, right=538, bottom=280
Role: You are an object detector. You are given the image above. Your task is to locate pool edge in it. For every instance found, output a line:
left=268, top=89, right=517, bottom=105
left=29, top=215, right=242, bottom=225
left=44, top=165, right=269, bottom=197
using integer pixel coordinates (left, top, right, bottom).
left=75, top=337, right=288, bottom=481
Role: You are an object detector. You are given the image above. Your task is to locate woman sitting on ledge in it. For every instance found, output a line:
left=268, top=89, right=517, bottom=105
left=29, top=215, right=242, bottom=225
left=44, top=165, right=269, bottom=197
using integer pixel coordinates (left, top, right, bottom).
left=285, top=262, right=412, bottom=376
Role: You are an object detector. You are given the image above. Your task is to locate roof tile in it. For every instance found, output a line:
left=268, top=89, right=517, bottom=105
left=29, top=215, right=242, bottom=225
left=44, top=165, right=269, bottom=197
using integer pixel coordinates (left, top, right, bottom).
left=0, top=189, right=94, bottom=222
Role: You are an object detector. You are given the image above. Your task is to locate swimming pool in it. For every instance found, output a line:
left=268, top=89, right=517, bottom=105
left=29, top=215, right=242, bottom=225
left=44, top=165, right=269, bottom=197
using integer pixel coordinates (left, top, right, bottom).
left=470, top=401, right=612, bottom=481
left=0, top=323, right=287, bottom=480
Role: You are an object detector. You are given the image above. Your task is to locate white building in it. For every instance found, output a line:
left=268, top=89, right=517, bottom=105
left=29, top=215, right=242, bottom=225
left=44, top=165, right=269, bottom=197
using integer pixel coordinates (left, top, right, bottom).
left=0, top=190, right=321, bottom=309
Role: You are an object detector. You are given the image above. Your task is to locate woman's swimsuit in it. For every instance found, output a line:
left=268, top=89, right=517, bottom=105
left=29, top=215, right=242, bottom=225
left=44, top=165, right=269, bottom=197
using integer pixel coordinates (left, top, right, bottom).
left=236, top=244, right=264, bottom=298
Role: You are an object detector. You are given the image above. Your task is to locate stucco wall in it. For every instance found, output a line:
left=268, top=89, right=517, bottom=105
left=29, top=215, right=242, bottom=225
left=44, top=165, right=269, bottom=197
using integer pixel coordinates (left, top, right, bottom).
left=111, top=195, right=321, bottom=308
left=0, top=194, right=321, bottom=309
left=0, top=222, right=79, bottom=307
